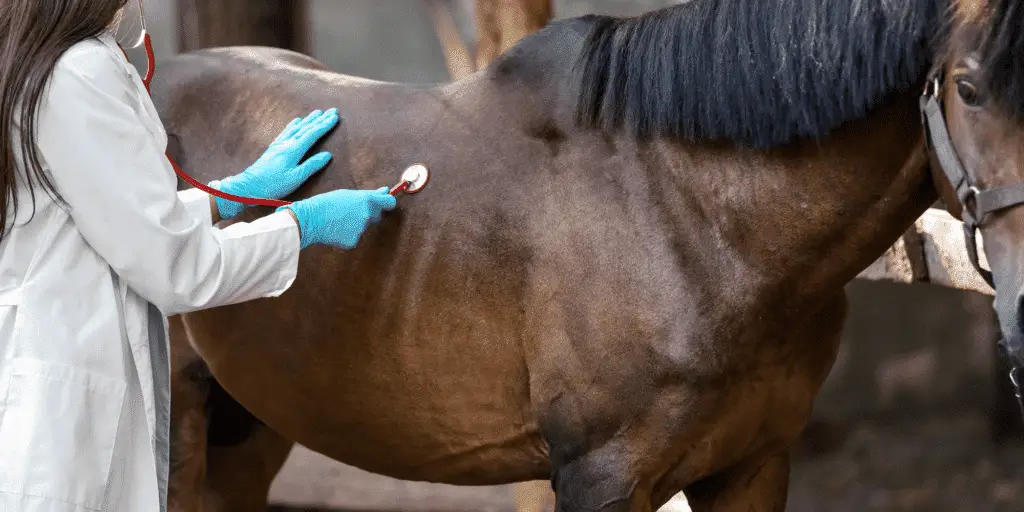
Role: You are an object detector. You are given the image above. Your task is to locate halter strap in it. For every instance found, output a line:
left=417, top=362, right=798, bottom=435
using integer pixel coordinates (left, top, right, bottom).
left=919, top=84, right=994, bottom=285
left=920, top=70, right=1024, bottom=420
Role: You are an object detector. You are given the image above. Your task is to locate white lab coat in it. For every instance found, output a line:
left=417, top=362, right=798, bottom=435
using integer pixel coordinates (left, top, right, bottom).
left=0, top=32, right=301, bottom=511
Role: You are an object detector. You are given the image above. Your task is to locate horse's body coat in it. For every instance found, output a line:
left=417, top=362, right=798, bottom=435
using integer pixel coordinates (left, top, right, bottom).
left=155, top=6, right=945, bottom=510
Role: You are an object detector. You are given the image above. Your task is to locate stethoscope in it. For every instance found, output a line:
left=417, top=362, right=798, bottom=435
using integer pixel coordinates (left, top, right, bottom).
left=116, top=0, right=429, bottom=208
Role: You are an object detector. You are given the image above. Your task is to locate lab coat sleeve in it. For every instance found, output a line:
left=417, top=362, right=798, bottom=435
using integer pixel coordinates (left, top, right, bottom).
left=36, top=46, right=302, bottom=317
left=177, top=187, right=214, bottom=225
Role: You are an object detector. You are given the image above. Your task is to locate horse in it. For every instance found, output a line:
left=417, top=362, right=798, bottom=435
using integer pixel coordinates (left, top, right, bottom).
left=151, top=0, right=1024, bottom=510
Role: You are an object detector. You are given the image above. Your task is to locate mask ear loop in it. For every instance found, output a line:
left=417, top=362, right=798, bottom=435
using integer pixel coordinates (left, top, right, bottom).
left=134, top=0, right=155, bottom=92
left=141, top=32, right=154, bottom=93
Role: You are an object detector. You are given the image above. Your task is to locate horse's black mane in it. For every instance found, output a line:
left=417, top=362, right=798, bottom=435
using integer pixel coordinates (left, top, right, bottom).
left=970, top=0, right=1024, bottom=122
left=572, top=0, right=946, bottom=148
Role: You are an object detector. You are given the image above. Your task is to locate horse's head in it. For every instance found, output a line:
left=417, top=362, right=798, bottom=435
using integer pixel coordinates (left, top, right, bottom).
left=927, top=0, right=1024, bottom=362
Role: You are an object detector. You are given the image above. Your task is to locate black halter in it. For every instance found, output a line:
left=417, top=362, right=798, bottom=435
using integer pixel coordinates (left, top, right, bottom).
left=919, top=69, right=1024, bottom=421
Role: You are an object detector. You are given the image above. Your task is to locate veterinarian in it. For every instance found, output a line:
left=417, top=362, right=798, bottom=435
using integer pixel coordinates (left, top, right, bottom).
left=0, top=1, right=395, bottom=510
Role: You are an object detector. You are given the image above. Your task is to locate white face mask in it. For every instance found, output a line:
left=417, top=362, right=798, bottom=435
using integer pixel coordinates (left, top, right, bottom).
left=111, top=0, right=147, bottom=49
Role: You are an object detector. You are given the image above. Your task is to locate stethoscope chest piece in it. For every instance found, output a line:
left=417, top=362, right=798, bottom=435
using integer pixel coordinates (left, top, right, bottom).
left=390, top=164, right=431, bottom=196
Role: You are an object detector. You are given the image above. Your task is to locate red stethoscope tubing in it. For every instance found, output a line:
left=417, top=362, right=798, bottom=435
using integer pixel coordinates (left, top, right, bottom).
left=134, top=33, right=294, bottom=208
left=388, top=182, right=410, bottom=196
left=132, top=34, right=422, bottom=206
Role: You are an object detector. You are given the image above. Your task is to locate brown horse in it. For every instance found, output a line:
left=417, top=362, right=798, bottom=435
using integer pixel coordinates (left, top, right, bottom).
left=153, top=0, right=1024, bottom=510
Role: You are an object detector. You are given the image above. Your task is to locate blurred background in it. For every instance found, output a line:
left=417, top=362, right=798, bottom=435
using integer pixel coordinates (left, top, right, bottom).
left=131, top=1, right=1024, bottom=510
left=134, top=0, right=686, bottom=83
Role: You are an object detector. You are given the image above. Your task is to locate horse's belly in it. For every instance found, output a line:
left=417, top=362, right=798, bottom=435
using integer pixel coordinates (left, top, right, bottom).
left=277, top=355, right=549, bottom=484
left=182, top=243, right=549, bottom=484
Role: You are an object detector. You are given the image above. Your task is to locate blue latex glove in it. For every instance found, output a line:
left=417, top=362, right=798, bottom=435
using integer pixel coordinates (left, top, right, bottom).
left=278, top=187, right=397, bottom=249
left=212, top=108, right=340, bottom=220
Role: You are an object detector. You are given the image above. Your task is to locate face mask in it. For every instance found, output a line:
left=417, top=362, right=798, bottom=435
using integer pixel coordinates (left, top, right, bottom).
left=112, top=0, right=147, bottom=49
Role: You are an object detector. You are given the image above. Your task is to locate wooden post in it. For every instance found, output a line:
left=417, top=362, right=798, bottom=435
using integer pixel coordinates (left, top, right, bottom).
left=428, top=0, right=553, bottom=81
left=177, top=0, right=309, bottom=53
left=425, top=0, right=476, bottom=80
left=474, top=0, right=552, bottom=70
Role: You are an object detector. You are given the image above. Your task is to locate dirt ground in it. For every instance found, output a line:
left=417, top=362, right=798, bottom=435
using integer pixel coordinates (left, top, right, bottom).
left=787, top=414, right=1024, bottom=512
left=269, top=412, right=1024, bottom=512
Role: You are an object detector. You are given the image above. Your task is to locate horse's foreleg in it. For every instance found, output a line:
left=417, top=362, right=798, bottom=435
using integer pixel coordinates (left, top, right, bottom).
left=683, top=452, right=789, bottom=512
left=168, top=315, right=294, bottom=512
left=169, top=376, right=293, bottom=512
left=204, top=424, right=295, bottom=512
left=676, top=294, right=846, bottom=512
left=550, top=444, right=654, bottom=512
left=168, top=315, right=216, bottom=512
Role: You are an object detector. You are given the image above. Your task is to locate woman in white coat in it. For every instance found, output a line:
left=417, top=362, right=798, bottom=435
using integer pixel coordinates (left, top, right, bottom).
left=0, top=1, right=398, bottom=511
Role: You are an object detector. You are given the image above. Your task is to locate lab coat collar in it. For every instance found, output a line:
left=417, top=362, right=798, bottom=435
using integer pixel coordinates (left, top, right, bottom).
left=92, top=29, right=152, bottom=100
left=96, top=30, right=121, bottom=53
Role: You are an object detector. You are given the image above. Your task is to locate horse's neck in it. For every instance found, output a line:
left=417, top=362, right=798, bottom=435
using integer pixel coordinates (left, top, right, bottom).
left=484, top=24, right=935, bottom=315
left=667, top=89, right=935, bottom=315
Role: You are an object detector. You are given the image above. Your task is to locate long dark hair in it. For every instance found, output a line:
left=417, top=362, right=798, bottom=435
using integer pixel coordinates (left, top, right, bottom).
left=0, top=0, right=127, bottom=242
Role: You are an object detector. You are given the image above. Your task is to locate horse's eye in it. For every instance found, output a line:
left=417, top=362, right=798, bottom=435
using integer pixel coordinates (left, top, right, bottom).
left=955, top=77, right=981, bottom=107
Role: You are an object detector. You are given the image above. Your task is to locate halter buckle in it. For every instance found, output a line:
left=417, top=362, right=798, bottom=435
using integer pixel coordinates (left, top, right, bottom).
left=956, top=185, right=982, bottom=228
left=959, top=184, right=979, bottom=204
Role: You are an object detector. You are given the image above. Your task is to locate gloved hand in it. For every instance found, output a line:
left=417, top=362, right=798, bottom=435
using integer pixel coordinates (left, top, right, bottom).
left=278, top=187, right=397, bottom=250
left=211, top=108, right=340, bottom=220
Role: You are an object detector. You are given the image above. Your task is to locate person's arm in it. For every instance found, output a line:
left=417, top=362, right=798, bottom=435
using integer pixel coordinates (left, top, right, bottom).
left=186, top=188, right=300, bottom=236
left=36, top=45, right=301, bottom=316
left=176, top=104, right=340, bottom=226
left=174, top=187, right=219, bottom=224
left=208, top=193, right=221, bottom=224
